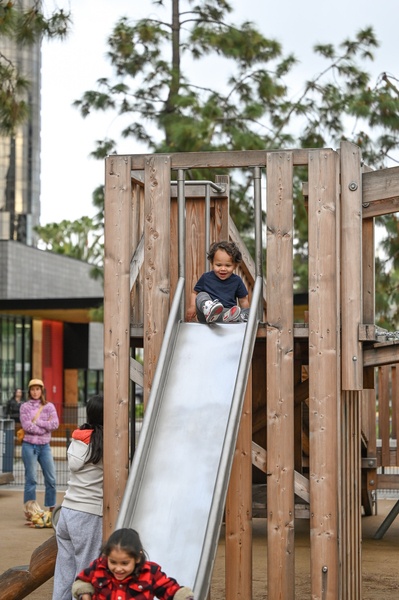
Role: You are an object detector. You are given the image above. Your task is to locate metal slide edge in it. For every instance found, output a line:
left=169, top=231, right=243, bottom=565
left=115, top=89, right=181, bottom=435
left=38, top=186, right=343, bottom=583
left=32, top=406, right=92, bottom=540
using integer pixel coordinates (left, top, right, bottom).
left=116, top=276, right=263, bottom=599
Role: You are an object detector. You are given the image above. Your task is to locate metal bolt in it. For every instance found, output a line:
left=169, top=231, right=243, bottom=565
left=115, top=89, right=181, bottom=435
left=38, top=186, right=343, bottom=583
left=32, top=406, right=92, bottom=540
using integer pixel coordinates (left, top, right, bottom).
left=349, top=181, right=358, bottom=191
left=352, top=356, right=357, bottom=361
left=322, top=566, right=328, bottom=573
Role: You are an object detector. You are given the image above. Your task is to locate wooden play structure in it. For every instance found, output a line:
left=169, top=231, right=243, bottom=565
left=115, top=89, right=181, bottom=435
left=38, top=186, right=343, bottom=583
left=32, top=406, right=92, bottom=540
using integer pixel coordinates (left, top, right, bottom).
left=102, top=141, right=399, bottom=600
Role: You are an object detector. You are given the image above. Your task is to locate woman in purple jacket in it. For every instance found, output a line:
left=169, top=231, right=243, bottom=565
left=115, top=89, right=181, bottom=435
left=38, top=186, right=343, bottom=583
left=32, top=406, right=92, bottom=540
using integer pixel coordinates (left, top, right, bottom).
left=19, top=378, right=59, bottom=511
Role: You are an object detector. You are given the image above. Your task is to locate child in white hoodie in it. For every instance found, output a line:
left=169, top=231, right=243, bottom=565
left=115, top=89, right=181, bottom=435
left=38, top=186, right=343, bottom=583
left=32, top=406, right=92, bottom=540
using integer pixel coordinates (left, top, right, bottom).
left=52, top=395, right=104, bottom=600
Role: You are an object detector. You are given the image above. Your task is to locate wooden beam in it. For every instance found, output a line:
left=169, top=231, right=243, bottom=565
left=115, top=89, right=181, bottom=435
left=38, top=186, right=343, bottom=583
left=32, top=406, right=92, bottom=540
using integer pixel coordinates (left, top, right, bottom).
left=251, top=441, right=310, bottom=502
left=341, top=141, right=363, bottom=390
left=226, top=370, right=253, bottom=600
left=307, top=166, right=399, bottom=218
left=294, top=378, right=309, bottom=406
left=130, top=148, right=310, bottom=170
left=266, top=150, right=295, bottom=600
left=103, top=155, right=132, bottom=537
left=129, top=357, right=144, bottom=387
left=308, top=148, right=340, bottom=599
left=130, top=234, right=144, bottom=291
left=143, top=155, right=171, bottom=404
left=363, top=343, right=399, bottom=367
left=362, top=166, right=399, bottom=217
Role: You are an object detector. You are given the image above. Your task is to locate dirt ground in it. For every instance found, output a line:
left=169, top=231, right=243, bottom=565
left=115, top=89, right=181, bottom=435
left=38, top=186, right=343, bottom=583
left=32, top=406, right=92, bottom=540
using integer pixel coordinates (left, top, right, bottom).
left=1, top=489, right=399, bottom=599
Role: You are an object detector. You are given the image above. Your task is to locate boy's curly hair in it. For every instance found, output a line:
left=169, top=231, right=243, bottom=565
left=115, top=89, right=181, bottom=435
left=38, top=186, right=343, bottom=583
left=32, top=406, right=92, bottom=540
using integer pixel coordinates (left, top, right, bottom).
left=207, top=241, right=242, bottom=264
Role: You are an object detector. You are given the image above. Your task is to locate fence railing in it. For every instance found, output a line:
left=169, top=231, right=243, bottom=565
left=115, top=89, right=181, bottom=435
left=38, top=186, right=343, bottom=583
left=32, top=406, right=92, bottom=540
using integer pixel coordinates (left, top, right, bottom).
left=0, top=418, right=143, bottom=490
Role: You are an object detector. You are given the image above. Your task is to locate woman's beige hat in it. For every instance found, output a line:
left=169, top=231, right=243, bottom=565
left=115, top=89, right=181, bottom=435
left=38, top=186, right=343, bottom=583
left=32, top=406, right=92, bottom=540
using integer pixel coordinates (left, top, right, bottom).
left=28, top=378, right=44, bottom=388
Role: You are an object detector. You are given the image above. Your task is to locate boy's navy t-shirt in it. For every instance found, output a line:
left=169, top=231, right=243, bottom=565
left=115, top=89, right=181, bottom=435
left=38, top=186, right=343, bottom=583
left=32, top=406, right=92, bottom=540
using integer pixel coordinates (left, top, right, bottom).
left=194, top=271, right=248, bottom=308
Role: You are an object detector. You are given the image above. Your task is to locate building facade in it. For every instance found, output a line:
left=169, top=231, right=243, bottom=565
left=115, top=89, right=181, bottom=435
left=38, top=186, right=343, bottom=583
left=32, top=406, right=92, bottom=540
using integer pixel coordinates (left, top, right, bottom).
left=0, top=0, right=41, bottom=245
left=0, top=2, right=104, bottom=423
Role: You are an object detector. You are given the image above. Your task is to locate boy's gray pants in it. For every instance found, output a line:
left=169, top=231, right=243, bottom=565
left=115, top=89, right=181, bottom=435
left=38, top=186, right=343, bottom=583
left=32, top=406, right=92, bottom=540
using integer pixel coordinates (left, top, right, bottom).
left=195, top=291, right=228, bottom=323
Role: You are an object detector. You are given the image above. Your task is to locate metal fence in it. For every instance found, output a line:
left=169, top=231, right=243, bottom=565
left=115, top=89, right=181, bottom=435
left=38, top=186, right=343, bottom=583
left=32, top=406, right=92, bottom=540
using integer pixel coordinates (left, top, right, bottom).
left=0, top=417, right=143, bottom=491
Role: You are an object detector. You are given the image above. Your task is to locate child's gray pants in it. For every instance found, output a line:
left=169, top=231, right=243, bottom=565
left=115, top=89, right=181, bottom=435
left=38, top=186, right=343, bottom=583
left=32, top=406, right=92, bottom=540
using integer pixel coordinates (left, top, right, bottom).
left=195, top=291, right=228, bottom=323
left=52, top=507, right=103, bottom=600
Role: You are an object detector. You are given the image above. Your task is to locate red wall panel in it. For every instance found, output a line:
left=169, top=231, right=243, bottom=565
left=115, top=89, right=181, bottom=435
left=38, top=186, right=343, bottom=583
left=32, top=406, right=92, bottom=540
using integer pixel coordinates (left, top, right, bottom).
left=42, top=320, right=63, bottom=421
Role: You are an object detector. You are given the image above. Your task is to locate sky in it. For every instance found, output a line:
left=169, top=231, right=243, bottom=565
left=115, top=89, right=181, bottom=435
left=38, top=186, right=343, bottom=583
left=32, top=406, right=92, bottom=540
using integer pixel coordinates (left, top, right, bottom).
left=40, top=0, right=399, bottom=225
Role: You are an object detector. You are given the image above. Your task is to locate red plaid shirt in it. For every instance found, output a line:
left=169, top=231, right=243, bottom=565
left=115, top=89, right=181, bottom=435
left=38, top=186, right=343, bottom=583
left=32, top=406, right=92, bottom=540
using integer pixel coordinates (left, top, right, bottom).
left=76, top=556, right=181, bottom=600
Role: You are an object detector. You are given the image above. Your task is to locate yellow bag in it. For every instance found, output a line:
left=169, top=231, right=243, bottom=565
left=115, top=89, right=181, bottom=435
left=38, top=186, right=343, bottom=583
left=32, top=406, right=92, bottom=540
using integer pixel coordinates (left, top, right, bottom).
left=17, top=405, right=43, bottom=442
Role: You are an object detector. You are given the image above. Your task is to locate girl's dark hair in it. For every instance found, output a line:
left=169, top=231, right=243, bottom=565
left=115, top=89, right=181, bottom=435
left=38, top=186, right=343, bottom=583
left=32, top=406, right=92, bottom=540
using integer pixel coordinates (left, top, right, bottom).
left=80, top=394, right=103, bottom=465
left=207, top=241, right=242, bottom=264
left=102, top=528, right=148, bottom=576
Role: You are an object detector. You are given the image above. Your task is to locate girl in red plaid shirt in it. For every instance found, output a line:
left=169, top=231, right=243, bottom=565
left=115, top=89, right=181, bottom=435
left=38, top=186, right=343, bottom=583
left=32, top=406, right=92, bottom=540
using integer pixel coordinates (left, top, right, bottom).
left=72, top=528, right=194, bottom=600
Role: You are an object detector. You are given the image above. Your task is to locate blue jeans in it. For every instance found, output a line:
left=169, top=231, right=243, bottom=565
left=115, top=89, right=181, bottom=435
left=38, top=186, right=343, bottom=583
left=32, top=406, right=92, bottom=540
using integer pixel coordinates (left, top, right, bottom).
left=22, top=442, right=57, bottom=508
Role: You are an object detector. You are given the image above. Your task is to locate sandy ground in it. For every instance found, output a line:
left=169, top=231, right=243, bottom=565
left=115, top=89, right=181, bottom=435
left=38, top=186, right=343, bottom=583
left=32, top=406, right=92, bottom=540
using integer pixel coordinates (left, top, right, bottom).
left=1, top=489, right=399, bottom=599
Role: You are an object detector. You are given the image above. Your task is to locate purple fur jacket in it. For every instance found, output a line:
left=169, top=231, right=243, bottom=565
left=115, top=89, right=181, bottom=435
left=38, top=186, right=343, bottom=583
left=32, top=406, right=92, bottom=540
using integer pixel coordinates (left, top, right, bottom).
left=19, top=399, right=59, bottom=445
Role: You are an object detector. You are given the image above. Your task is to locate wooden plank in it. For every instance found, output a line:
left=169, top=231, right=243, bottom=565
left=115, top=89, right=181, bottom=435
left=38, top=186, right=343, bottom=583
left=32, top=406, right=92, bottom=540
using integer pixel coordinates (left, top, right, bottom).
left=130, top=234, right=144, bottom=291
left=229, top=217, right=267, bottom=321
left=213, top=174, right=230, bottom=242
left=130, top=182, right=145, bottom=326
left=143, top=155, right=171, bottom=404
left=393, top=366, right=399, bottom=464
left=251, top=441, right=310, bottom=503
left=184, top=197, right=206, bottom=312
left=341, top=390, right=362, bottom=600
left=251, top=440, right=267, bottom=472
left=129, top=356, right=144, bottom=387
left=295, top=471, right=310, bottom=503
left=379, top=366, right=391, bottom=467
left=362, top=214, right=375, bottom=388
left=362, top=166, right=399, bottom=217
left=130, top=148, right=309, bottom=170
left=252, top=340, right=267, bottom=451
left=363, top=343, right=399, bottom=368
left=340, top=141, right=363, bottom=390
left=171, top=184, right=229, bottom=199
left=377, top=474, right=399, bottom=488
left=103, top=155, right=132, bottom=537
left=308, top=148, right=340, bottom=599
left=226, top=369, right=252, bottom=600
left=266, top=151, right=295, bottom=600
left=362, top=196, right=399, bottom=218
left=361, top=388, right=378, bottom=515
left=294, top=343, right=304, bottom=472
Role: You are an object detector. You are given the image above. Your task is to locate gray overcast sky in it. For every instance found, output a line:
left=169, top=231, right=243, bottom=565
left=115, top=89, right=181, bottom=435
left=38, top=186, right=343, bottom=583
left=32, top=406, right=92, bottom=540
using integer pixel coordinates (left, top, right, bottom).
left=40, top=0, right=398, bottom=224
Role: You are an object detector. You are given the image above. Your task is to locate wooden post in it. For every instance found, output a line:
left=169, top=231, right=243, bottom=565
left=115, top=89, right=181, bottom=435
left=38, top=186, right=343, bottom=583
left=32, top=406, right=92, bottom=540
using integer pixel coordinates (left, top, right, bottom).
left=266, top=151, right=295, bottom=600
left=308, top=148, right=340, bottom=599
left=103, top=155, right=132, bottom=538
left=340, top=141, right=363, bottom=390
left=225, top=369, right=253, bottom=600
left=361, top=204, right=377, bottom=515
left=341, top=390, right=362, bottom=600
left=143, top=155, right=171, bottom=402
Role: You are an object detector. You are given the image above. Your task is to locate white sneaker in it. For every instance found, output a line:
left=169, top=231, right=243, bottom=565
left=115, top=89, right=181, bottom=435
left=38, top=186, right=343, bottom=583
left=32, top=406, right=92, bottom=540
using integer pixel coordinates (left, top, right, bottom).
left=203, top=299, right=223, bottom=323
left=222, top=306, right=241, bottom=323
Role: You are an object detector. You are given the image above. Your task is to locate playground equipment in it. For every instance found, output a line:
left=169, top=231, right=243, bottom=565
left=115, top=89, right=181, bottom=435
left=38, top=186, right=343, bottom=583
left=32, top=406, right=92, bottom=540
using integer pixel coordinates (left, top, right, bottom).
left=5, top=140, right=399, bottom=600
left=102, top=141, right=399, bottom=600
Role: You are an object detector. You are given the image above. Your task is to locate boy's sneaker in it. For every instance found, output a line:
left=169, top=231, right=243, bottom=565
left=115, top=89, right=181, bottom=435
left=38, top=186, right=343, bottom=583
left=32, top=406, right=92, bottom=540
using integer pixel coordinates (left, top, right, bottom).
left=203, top=299, right=224, bottom=323
left=222, top=305, right=241, bottom=323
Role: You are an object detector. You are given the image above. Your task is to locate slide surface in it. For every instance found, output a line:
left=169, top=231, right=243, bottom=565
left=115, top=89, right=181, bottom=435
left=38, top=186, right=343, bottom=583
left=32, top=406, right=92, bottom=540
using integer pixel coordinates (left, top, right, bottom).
left=117, top=311, right=258, bottom=599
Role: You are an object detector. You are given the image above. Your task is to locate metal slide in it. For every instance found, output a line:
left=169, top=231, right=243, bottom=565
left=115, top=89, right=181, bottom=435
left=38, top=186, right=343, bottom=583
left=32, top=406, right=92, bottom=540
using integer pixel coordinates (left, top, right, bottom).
left=116, top=277, right=262, bottom=600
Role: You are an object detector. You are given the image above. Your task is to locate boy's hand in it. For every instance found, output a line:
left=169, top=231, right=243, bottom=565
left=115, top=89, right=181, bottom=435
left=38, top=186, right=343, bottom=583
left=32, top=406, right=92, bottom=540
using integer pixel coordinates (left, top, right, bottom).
left=186, top=306, right=197, bottom=322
